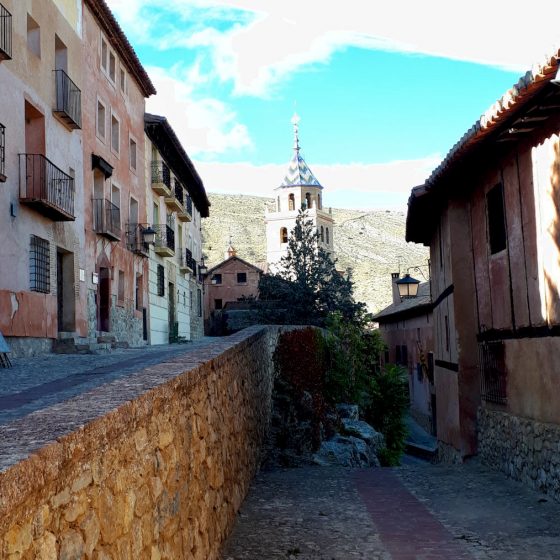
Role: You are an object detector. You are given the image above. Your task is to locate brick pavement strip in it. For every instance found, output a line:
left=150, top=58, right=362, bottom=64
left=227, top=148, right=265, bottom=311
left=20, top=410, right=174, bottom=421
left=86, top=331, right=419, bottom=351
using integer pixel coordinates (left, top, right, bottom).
left=222, top=462, right=560, bottom=560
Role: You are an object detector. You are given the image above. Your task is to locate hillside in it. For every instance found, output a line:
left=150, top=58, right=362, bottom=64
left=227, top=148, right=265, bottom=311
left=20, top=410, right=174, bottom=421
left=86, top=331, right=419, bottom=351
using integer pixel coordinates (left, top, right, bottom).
left=202, top=193, right=429, bottom=314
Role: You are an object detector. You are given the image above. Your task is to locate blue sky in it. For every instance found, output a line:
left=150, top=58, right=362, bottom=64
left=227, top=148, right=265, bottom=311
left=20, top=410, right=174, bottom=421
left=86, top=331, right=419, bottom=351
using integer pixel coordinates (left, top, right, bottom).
left=106, top=0, right=558, bottom=209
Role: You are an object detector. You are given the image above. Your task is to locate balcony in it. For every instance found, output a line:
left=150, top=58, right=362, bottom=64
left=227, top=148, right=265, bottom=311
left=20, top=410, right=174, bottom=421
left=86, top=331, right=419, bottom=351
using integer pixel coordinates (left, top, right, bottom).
left=92, top=198, right=121, bottom=241
left=19, top=154, right=75, bottom=221
left=151, top=161, right=171, bottom=196
left=177, top=191, right=192, bottom=222
left=0, top=4, right=12, bottom=61
left=0, top=123, right=5, bottom=182
left=126, top=223, right=150, bottom=257
left=53, top=69, right=81, bottom=130
left=180, top=248, right=195, bottom=273
left=153, top=224, right=175, bottom=257
left=165, top=179, right=185, bottom=213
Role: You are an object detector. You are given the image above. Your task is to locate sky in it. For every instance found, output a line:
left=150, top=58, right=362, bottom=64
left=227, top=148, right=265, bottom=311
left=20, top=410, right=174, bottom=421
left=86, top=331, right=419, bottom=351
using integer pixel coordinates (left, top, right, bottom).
left=105, top=0, right=560, bottom=210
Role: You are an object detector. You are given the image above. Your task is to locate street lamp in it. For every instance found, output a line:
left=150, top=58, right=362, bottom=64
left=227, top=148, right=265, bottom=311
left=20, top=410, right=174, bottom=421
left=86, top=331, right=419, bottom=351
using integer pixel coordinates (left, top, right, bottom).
left=142, top=226, right=156, bottom=245
left=395, top=273, right=420, bottom=298
left=198, top=257, right=208, bottom=276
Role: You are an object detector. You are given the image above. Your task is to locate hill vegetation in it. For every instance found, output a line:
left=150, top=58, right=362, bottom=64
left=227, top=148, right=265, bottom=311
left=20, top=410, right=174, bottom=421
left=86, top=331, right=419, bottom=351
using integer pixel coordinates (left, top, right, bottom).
left=201, top=193, right=429, bottom=313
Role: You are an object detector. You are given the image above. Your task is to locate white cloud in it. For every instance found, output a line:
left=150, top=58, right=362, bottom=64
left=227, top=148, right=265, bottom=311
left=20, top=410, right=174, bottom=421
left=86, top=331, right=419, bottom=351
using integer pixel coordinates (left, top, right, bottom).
left=107, top=0, right=560, bottom=97
left=194, top=154, right=441, bottom=210
left=145, top=66, right=253, bottom=156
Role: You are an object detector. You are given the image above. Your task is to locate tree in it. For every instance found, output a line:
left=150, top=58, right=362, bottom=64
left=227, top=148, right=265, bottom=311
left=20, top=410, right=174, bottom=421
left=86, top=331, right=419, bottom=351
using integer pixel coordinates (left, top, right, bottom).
left=259, top=210, right=365, bottom=325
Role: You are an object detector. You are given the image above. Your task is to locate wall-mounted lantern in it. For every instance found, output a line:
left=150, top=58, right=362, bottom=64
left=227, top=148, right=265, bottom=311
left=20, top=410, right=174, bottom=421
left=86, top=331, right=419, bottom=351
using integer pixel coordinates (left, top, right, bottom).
left=396, top=273, right=420, bottom=298
left=142, top=226, right=156, bottom=245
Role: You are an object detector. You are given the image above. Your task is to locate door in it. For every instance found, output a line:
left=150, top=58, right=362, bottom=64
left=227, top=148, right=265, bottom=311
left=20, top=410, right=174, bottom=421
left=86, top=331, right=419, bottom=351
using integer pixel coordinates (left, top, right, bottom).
left=57, top=252, right=64, bottom=332
left=98, top=267, right=111, bottom=332
left=168, top=282, right=176, bottom=342
left=57, top=249, right=76, bottom=333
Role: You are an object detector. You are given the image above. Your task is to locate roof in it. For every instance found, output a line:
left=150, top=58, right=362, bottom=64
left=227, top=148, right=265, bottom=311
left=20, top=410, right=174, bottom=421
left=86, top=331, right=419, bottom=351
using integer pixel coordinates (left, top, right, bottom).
left=279, top=115, right=323, bottom=189
left=373, top=282, right=432, bottom=323
left=145, top=114, right=210, bottom=217
left=85, top=0, right=156, bottom=98
left=407, top=48, right=560, bottom=244
left=206, top=255, right=264, bottom=276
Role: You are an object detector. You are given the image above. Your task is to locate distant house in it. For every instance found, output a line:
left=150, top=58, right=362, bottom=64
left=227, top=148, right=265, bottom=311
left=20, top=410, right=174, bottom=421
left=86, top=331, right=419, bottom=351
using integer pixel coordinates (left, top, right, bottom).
left=203, top=248, right=263, bottom=335
left=407, top=50, right=560, bottom=485
left=374, top=275, right=434, bottom=435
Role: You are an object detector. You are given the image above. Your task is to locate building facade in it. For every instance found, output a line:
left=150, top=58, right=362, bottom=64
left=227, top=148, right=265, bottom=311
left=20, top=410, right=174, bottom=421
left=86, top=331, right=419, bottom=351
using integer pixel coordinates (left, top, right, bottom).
left=144, top=114, right=209, bottom=344
left=82, top=0, right=156, bottom=348
left=0, top=0, right=86, bottom=356
left=265, top=115, right=334, bottom=269
left=407, top=51, right=560, bottom=484
left=375, top=275, right=435, bottom=434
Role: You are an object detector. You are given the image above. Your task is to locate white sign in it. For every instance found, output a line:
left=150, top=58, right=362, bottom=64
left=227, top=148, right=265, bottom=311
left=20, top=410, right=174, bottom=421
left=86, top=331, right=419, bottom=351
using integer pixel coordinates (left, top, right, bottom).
left=79, top=269, right=85, bottom=282
left=92, top=272, right=99, bottom=285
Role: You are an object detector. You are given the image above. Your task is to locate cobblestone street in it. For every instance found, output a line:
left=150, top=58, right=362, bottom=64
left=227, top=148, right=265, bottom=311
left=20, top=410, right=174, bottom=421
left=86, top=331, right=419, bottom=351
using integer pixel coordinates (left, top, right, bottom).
left=222, top=460, right=560, bottom=560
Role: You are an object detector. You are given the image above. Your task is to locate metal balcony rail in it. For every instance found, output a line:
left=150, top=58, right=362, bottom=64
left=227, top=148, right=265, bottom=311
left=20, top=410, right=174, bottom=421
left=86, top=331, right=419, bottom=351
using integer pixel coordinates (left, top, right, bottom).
left=53, top=69, right=81, bottom=129
left=19, top=153, right=75, bottom=219
left=0, top=123, right=5, bottom=180
left=151, top=161, right=171, bottom=188
left=479, top=341, right=507, bottom=404
left=174, top=180, right=185, bottom=206
left=0, top=4, right=12, bottom=61
left=186, top=194, right=193, bottom=216
left=184, top=248, right=194, bottom=271
left=153, top=223, right=175, bottom=252
left=92, top=198, right=121, bottom=240
left=126, top=223, right=150, bottom=257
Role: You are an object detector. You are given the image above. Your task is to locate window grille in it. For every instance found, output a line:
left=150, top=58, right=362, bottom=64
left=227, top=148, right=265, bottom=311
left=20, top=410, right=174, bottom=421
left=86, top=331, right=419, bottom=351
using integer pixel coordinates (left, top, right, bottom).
left=0, top=4, right=12, bottom=60
left=30, top=235, right=50, bottom=293
left=479, top=341, right=507, bottom=404
left=157, top=264, right=164, bottom=297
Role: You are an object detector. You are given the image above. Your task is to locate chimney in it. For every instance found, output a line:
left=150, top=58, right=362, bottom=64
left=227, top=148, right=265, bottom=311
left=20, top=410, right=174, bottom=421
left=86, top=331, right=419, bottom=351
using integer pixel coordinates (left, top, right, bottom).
left=391, top=272, right=401, bottom=304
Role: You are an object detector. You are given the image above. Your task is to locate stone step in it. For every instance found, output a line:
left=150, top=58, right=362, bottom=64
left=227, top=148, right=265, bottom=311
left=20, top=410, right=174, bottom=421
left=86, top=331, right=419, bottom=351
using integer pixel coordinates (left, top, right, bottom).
left=97, top=335, right=116, bottom=344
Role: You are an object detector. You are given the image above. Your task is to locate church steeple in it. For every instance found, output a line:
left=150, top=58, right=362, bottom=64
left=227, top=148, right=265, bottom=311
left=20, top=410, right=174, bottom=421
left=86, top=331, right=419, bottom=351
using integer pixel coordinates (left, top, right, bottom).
left=280, top=114, right=323, bottom=189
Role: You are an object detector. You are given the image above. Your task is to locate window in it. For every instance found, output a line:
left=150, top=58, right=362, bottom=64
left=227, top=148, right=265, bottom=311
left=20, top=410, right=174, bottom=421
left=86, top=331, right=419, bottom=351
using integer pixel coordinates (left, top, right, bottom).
left=109, top=51, right=116, bottom=82
left=198, top=289, right=202, bottom=317
left=119, top=66, right=127, bottom=94
left=487, top=183, right=507, bottom=254
left=326, top=228, right=329, bottom=245
left=305, top=192, right=311, bottom=209
left=212, top=273, right=222, bottom=285
left=129, top=197, right=138, bottom=226
left=288, top=193, right=295, bottom=211
left=135, top=274, right=142, bottom=311
left=320, top=226, right=324, bottom=242
left=118, top=270, right=125, bottom=303
left=111, top=114, right=120, bottom=154
left=111, top=183, right=120, bottom=210
left=129, top=138, right=137, bottom=170
left=27, top=14, right=40, bottom=58
left=237, top=272, right=247, bottom=284
left=100, top=36, right=108, bottom=72
left=96, top=100, right=106, bottom=140
left=153, top=202, right=159, bottom=225
left=280, top=227, right=288, bottom=244
left=157, top=265, right=164, bottom=296
left=30, top=235, right=50, bottom=293
left=401, top=345, right=408, bottom=367
left=215, top=299, right=223, bottom=310
left=54, top=35, right=67, bottom=72
left=480, top=341, right=507, bottom=404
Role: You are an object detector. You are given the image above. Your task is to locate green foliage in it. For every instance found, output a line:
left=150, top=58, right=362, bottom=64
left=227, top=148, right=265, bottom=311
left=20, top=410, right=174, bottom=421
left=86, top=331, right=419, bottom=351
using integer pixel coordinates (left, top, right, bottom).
left=258, top=210, right=365, bottom=326
left=273, top=327, right=328, bottom=449
left=363, top=364, right=409, bottom=466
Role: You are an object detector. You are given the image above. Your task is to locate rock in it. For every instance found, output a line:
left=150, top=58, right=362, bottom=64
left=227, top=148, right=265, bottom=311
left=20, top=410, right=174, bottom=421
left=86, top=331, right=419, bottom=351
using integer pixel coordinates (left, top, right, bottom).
left=312, top=435, right=378, bottom=467
left=342, top=419, right=385, bottom=452
left=336, top=404, right=359, bottom=420
left=59, top=529, right=84, bottom=560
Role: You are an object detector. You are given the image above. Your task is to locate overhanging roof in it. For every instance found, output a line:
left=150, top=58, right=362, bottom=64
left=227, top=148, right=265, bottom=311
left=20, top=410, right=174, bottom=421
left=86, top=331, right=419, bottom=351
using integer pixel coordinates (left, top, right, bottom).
left=145, top=114, right=210, bottom=217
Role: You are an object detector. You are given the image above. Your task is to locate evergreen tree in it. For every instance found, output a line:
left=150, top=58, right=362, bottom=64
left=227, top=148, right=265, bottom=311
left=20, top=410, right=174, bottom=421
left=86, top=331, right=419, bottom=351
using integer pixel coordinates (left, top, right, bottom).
left=259, top=210, right=365, bottom=325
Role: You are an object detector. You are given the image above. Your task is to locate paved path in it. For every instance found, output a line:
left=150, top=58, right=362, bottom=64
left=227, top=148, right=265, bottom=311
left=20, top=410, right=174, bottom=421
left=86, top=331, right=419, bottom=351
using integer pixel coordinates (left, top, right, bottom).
left=0, top=339, right=216, bottom=425
left=222, top=460, right=560, bottom=559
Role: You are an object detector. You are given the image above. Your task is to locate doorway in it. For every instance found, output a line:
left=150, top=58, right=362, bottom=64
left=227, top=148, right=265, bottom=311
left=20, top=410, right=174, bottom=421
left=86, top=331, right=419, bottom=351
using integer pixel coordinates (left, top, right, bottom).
left=168, top=281, right=176, bottom=342
left=56, top=249, right=76, bottom=332
left=98, top=267, right=111, bottom=332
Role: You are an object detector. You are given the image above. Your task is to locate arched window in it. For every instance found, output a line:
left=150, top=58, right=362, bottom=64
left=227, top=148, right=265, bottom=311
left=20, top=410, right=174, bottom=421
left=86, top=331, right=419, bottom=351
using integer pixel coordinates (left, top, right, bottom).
left=305, top=192, right=312, bottom=209
left=280, top=227, right=288, bottom=244
left=318, top=194, right=322, bottom=210
left=326, top=227, right=329, bottom=244
left=288, top=193, right=295, bottom=211
left=277, top=196, right=281, bottom=211
left=320, top=226, right=324, bottom=242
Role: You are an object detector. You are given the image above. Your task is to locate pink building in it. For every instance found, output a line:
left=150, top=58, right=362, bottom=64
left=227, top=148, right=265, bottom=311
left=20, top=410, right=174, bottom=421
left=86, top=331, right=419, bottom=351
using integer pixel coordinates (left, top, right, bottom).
left=407, top=50, right=560, bottom=490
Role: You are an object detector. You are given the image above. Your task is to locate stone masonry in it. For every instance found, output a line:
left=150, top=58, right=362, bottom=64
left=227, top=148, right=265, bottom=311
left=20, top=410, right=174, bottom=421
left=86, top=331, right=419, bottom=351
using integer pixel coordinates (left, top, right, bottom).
left=478, top=407, right=560, bottom=501
left=0, top=326, right=279, bottom=559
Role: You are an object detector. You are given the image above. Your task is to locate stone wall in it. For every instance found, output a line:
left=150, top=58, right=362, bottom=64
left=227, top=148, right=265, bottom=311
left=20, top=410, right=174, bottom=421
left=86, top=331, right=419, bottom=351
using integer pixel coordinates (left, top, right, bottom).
left=0, top=326, right=278, bottom=559
left=478, top=407, right=560, bottom=501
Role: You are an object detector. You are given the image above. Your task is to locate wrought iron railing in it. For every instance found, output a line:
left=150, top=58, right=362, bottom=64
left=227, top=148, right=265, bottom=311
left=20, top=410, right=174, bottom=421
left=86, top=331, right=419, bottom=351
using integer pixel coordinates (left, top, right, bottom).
left=184, top=248, right=194, bottom=271
left=92, top=198, right=121, bottom=240
left=53, top=69, right=81, bottom=129
left=0, top=4, right=12, bottom=60
left=174, top=180, right=185, bottom=206
left=186, top=194, right=193, bottom=216
left=126, top=223, right=150, bottom=257
left=479, top=341, right=507, bottom=404
left=0, top=123, right=5, bottom=179
left=151, top=161, right=171, bottom=188
left=153, top=223, right=175, bottom=252
left=19, top=154, right=75, bottom=218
